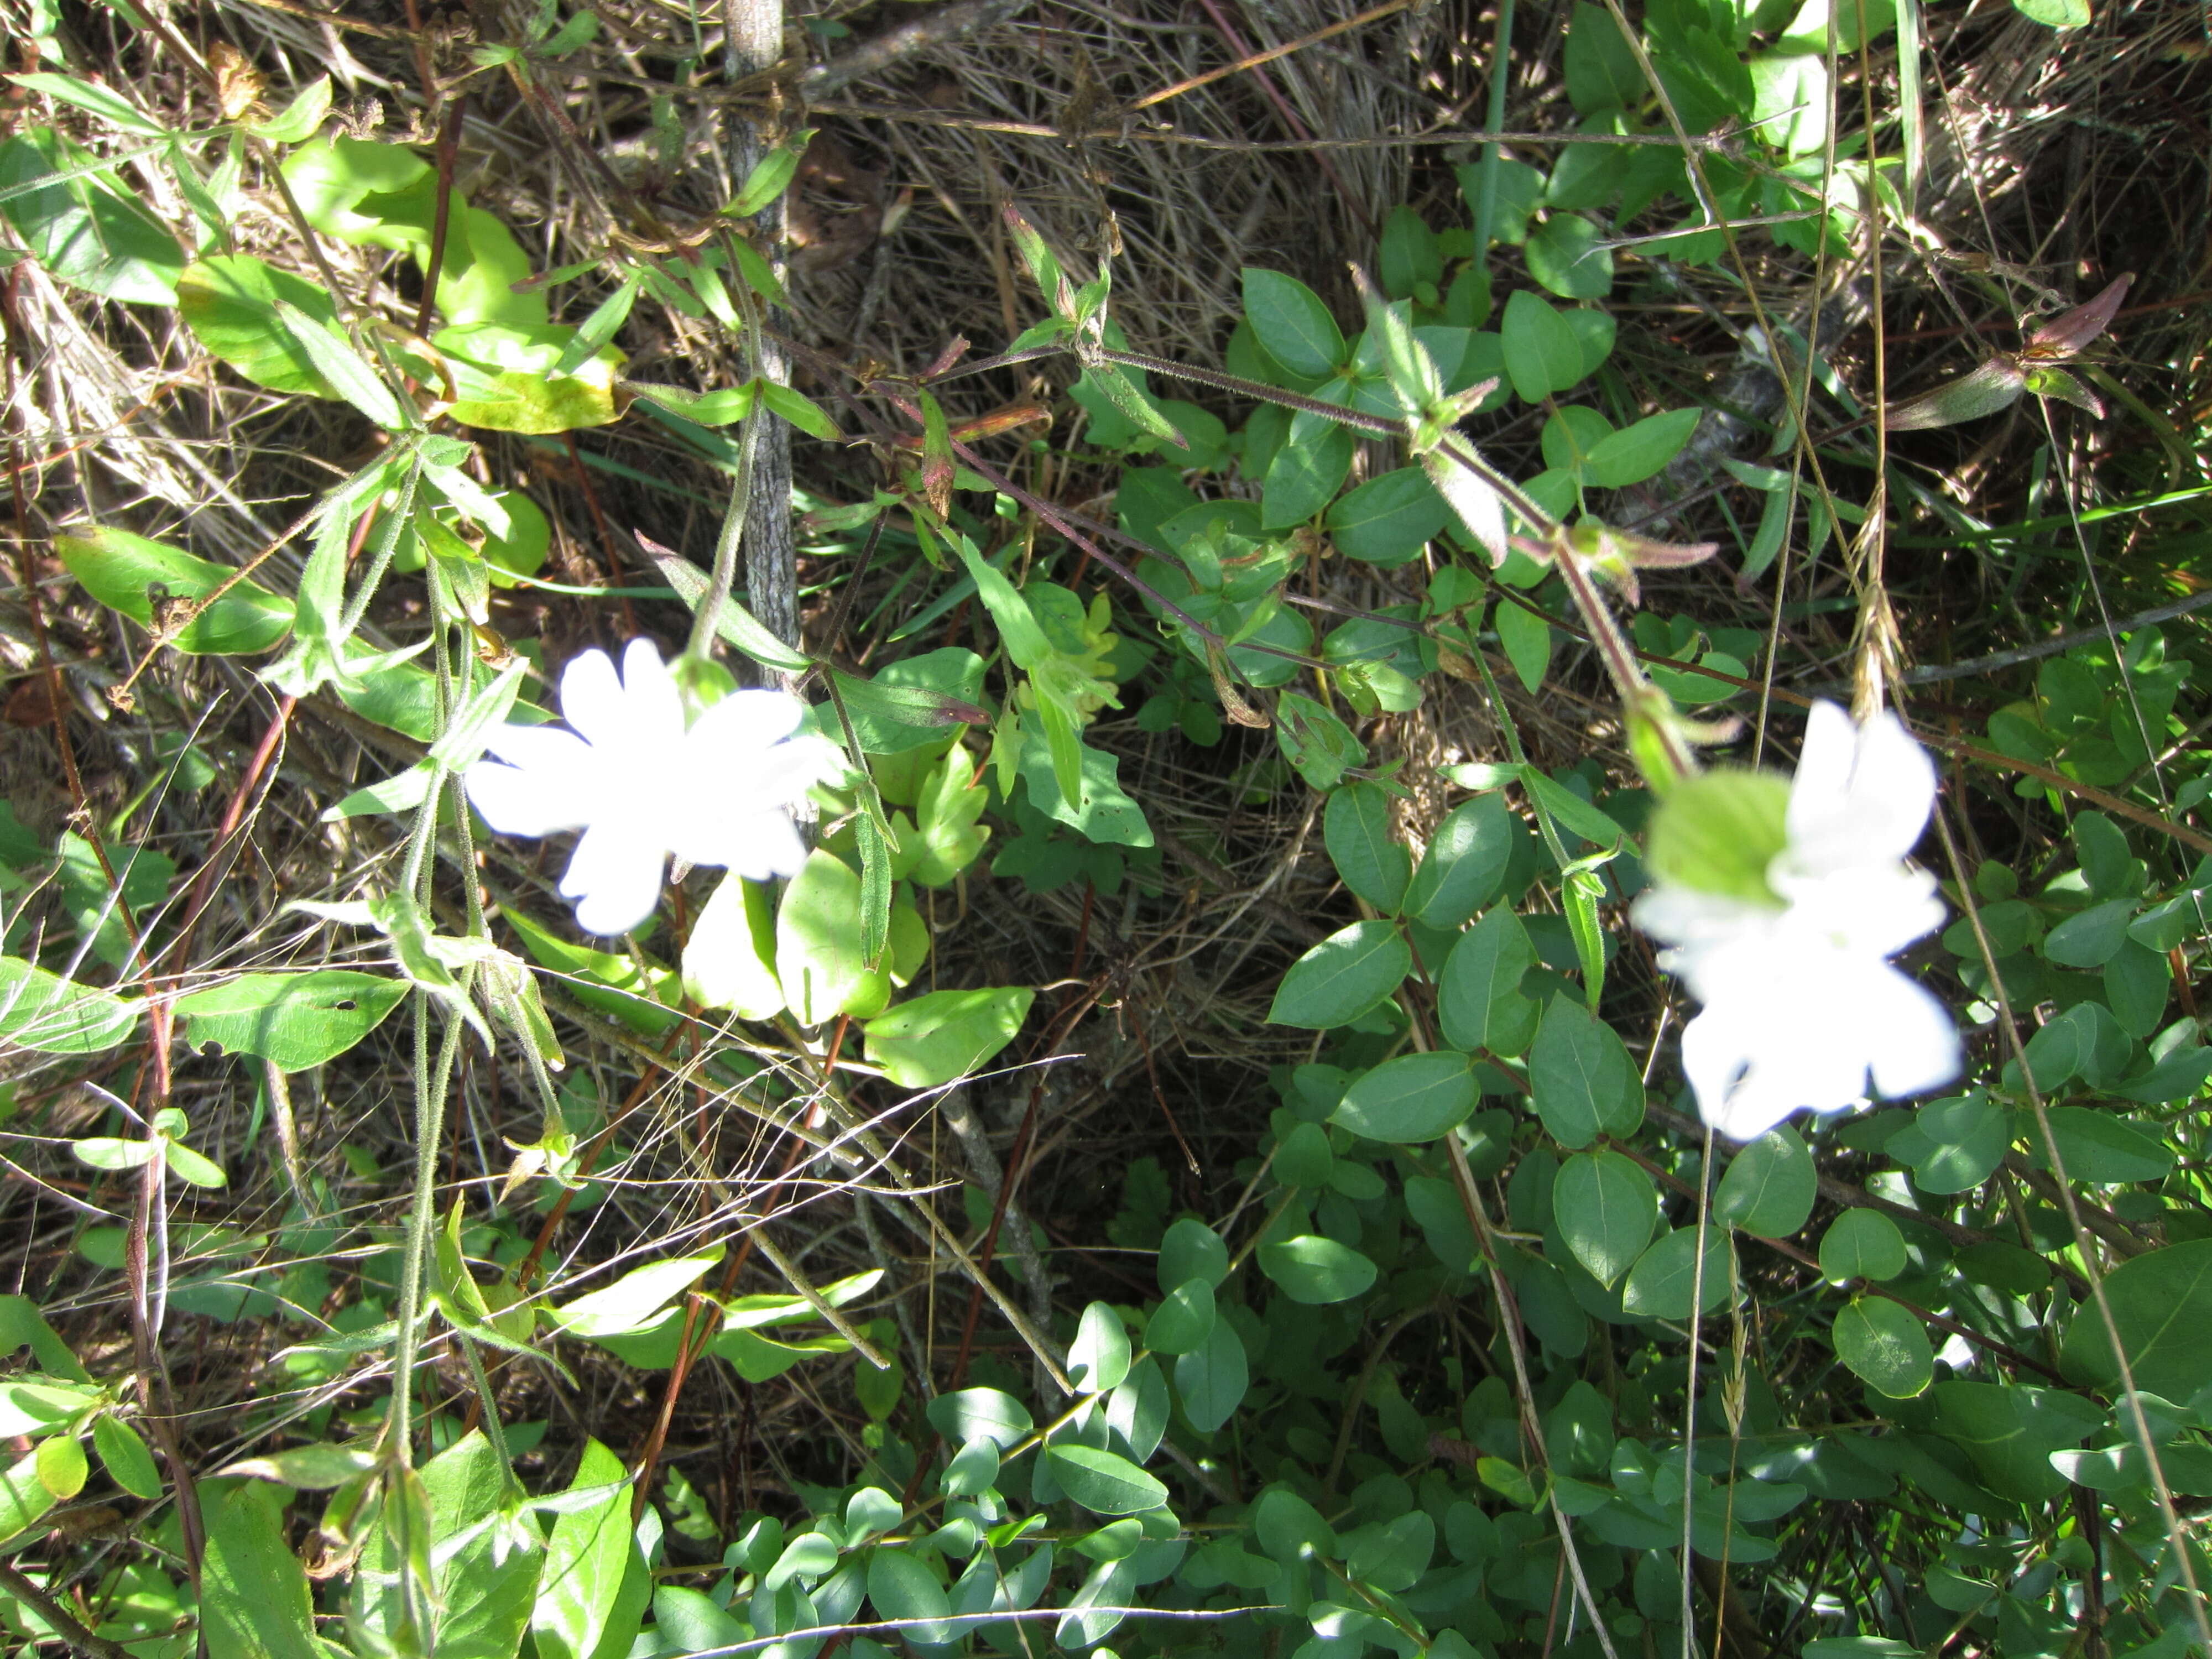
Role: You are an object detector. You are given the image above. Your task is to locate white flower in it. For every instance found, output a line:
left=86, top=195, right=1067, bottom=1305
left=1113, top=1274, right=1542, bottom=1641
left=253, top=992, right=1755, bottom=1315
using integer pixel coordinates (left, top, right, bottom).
left=466, top=639, right=833, bottom=936
left=1632, top=701, right=1961, bottom=1141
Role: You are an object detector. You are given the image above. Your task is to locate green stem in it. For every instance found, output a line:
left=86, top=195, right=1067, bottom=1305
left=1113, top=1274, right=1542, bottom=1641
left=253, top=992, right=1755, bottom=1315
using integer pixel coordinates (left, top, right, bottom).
left=1547, top=547, right=1698, bottom=781
left=1469, top=0, right=1518, bottom=260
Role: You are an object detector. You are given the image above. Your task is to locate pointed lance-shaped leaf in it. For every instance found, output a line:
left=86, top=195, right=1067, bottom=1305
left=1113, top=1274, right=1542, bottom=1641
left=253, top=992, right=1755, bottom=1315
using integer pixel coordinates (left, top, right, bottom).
left=2022, top=365, right=2104, bottom=419
left=1881, top=354, right=2027, bottom=432
left=2025, top=272, right=2131, bottom=361
left=1001, top=203, right=1067, bottom=313
left=1423, top=432, right=1508, bottom=564
left=1351, top=266, right=1441, bottom=419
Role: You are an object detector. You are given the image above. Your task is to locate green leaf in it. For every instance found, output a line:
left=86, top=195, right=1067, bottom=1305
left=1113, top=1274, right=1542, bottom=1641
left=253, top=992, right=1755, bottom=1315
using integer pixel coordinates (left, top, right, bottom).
left=1584, top=409, right=1700, bottom=487
left=1495, top=593, right=1553, bottom=693
left=0, top=1297, right=91, bottom=1382
left=732, top=129, right=813, bottom=216
left=1267, top=920, right=1410, bottom=1029
left=1528, top=997, right=1636, bottom=1149
left=778, top=850, right=891, bottom=1025
left=1241, top=268, right=1344, bottom=379
left=1378, top=204, right=1443, bottom=298
left=1045, top=1445, right=1168, bottom=1515
left=92, top=1415, right=161, bottom=1500
left=274, top=299, right=405, bottom=428
left=33, top=1431, right=85, bottom=1498
left=1713, top=1125, right=1816, bottom=1235
left=548, top=1249, right=721, bottom=1340
left=1832, top=1296, right=1934, bottom=1398
left=758, top=379, right=842, bottom=442
left=1524, top=769, right=1629, bottom=851
left=1275, top=691, right=1368, bottom=790
left=2011, top=0, right=2088, bottom=24
left=178, top=253, right=352, bottom=398
left=635, top=537, right=811, bottom=674
left=1324, top=782, right=1410, bottom=912
left=1157, top=1219, right=1230, bottom=1292
left=72, top=1135, right=157, bottom=1173
left=1818, top=1208, right=1908, bottom=1282
left=867, top=1548, right=954, bottom=1644
left=943, top=1436, right=1000, bottom=1498
left=57, top=524, right=295, bottom=655
left=862, top=986, right=1032, bottom=1088
left=174, top=970, right=406, bottom=1071
left=926, top=1388, right=1032, bottom=1451
left=765, top=1530, right=838, bottom=1590
left=2039, top=1106, right=2174, bottom=1184
left=681, top=870, right=784, bottom=1019
left=1620, top=1227, right=1730, bottom=1319
left=1016, top=731, right=1152, bottom=847
left=533, top=1438, right=643, bottom=1659
left=0, top=127, right=183, bottom=303
left=624, top=379, right=755, bottom=426
left=1144, top=1279, right=1217, bottom=1355
left=1069, top=1301, right=1132, bottom=1394
left=0, top=956, right=138, bottom=1053
left=1332, top=1051, right=1478, bottom=1144
left=2043, top=897, right=2135, bottom=967
left=430, top=321, right=621, bottom=435
left=832, top=649, right=988, bottom=755
left=1477, top=1456, right=1540, bottom=1508
left=1748, top=52, right=1829, bottom=156
left=1500, top=289, right=1584, bottom=401
left=160, top=1134, right=227, bottom=1190
left=9, top=73, right=167, bottom=135
left=0, top=1446, right=57, bottom=1545
left=1173, top=1316, right=1249, bottom=1432
left=202, top=1480, right=322, bottom=1659
left=946, top=531, right=1053, bottom=670
left=1553, top=1151, right=1657, bottom=1288
left=1262, top=419, right=1353, bottom=528
left=1325, top=467, right=1451, bottom=566
left=1258, top=1235, right=1379, bottom=1305
left=1275, top=1121, right=1334, bottom=1187
left=221, top=1443, right=380, bottom=1489
left=1931, top=1381, right=2102, bottom=1501
left=1526, top=214, right=1614, bottom=299
left=2059, top=1238, right=2212, bottom=1401
left=1438, top=907, right=1539, bottom=1056
left=1563, top=2, right=1647, bottom=113
left=1910, top=1093, right=2012, bottom=1194
left=247, top=75, right=333, bottom=144
left=1405, top=794, right=1514, bottom=928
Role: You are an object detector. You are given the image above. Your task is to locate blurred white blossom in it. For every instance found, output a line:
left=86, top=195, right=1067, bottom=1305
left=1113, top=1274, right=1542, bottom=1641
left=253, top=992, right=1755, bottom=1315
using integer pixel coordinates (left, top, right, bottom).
left=466, top=639, right=833, bottom=935
left=1634, top=701, right=1960, bottom=1141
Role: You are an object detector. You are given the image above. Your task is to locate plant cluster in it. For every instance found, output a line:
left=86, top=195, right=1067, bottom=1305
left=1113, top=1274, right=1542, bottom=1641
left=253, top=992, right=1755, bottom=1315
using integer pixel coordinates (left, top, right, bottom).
left=1, top=3, right=2208, bottom=1659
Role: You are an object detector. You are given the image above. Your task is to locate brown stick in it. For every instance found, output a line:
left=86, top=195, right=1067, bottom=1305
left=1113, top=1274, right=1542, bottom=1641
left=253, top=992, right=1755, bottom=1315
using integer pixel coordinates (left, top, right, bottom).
left=0, top=1563, right=134, bottom=1659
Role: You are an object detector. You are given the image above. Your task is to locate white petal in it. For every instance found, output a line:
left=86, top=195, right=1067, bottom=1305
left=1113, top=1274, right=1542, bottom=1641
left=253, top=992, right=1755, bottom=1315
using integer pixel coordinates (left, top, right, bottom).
left=560, top=821, right=666, bottom=935
left=688, top=687, right=808, bottom=756
left=724, top=812, right=807, bottom=881
left=1678, top=973, right=1872, bottom=1140
left=1771, top=862, right=1947, bottom=959
left=465, top=755, right=592, bottom=836
left=1783, top=701, right=1858, bottom=834
left=557, top=648, right=624, bottom=747
left=478, top=721, right=592, bottom=774
left=1858, top=966, right=1963, bottom=1098
left=615, top=637, right=684, bottom=745
left=1786, top=702, right=1938, bottom=871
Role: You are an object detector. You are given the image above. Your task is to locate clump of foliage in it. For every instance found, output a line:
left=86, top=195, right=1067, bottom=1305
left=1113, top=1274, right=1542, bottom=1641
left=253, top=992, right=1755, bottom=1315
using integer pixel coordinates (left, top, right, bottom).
left=2, top=2, right=2209, bottom=1659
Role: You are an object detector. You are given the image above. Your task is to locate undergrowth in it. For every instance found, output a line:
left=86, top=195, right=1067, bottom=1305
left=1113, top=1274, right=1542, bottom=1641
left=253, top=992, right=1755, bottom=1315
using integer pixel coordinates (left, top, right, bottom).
left=2, top=2, right=2210, bottom=1658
